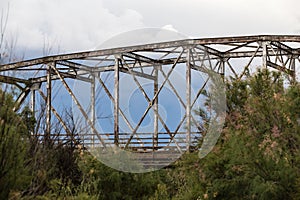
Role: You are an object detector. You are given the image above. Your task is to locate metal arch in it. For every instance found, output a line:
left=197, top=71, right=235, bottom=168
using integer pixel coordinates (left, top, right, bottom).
left=1, top=35, right=300, bottom=153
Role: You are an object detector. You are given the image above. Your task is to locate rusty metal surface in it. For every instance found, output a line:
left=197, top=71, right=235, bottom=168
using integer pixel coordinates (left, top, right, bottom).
left=1, top=35, right=300, bottom=71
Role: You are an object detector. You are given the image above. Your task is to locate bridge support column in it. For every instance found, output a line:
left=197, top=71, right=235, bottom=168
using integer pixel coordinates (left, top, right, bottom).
left=262, top=41, right=268, bottom=68
left=186, top=48, right=192, bottom=152
left=291, top=56, right=296, bottom=82
left=29, top=89, right=35, bottom=136
left=91, top=73, right=96, bottom=147
left=114, top=57, right=120, bottom=146
left=219, top=59, right=225, bottom=78
left=153, top=65, right=159, bottom=149
left=30, top=89, right=35, bottom=115
left=46, top=62, right=53, bottom=144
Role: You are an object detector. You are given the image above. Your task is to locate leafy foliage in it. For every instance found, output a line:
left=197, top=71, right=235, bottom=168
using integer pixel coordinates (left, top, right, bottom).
left=2, top=69, right=300, bottom=199
left=196, top=69, right=300, bottom=199
left=0, top=90, right=31, bottom=199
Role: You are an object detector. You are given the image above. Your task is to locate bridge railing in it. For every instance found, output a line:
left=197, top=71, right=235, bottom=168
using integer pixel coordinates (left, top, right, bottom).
left=33, top=131, right=201, bottom=152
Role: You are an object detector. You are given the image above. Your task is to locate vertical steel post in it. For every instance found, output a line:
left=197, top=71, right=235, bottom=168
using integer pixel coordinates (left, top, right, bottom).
left=30, top=89, right=35, bottom=136
left=91, top=73, right=96, bottom=147
left=186, top=48, right=192, bottom=152
left=46, top=62, right=53, bottom=143
left=220, top=59, right=225, bottom=78
left=114, top=57, right=120, bottom=146
left=262, top=41, right=268, bottom=68
left=291, top=56, right=296, bottom=82
left=153, top=65, right=159, bottom=149
left=30, top=89, right=35, bottom=114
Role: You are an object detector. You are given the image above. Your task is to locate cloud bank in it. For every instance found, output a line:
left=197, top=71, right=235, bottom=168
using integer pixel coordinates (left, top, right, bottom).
left=1, top=0, right=299, bottom=56
left=1, top=0, right=144, bottom=54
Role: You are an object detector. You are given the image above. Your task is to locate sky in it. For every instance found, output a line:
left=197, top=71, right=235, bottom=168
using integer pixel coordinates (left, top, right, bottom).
left=1, top=0, right=300, bottom=56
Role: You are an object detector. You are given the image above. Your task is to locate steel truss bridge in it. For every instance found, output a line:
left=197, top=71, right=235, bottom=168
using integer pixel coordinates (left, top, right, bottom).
left=1, top=35, right=300, bottom=167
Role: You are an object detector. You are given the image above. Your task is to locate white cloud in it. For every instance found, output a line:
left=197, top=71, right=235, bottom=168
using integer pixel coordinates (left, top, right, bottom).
left=1, top=0, right=144, bottom=54
left=103, top=0, right=300, bottom=37
left=162, top=25, right=179, bottom=33
left=1, top=0, right=300, bottom=56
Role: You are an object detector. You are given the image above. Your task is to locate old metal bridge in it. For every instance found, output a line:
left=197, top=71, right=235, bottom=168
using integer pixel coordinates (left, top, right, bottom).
left=0, top=35, right=300, bottom=169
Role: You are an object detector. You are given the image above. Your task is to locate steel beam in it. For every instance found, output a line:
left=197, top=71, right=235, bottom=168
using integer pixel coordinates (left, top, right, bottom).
left=1, top=35, right=300, bottom=72
left=30, top=89, right=35, bottom=114
left=114, top=57, right=120, bottom=146
left=186, top=48, right=192, bottom=152
left=262, top=42, right=268, bottom=68
left=91, top=73, right=96, bottom=147
left=46, top=62, right=53, bottom=143
left=153, top=65, right=159, bottom=149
